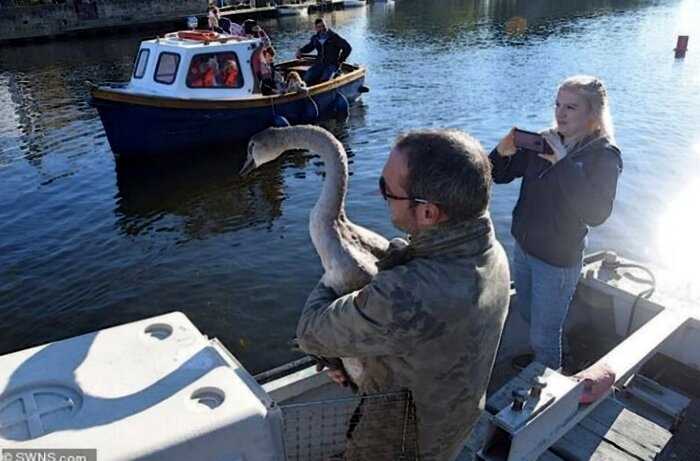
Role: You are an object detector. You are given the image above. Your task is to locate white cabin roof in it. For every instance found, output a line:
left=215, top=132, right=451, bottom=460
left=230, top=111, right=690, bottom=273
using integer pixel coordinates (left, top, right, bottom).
left=126, top=32, right=264, bottom=100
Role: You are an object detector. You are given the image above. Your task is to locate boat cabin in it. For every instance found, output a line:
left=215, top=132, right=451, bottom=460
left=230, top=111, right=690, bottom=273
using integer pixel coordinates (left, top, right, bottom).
left=128, top=31, right=265, bottom=99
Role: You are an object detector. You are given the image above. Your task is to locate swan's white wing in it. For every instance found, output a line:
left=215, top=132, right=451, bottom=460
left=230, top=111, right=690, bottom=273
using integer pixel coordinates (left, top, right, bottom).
left=344, top=220, right=390, bottom=258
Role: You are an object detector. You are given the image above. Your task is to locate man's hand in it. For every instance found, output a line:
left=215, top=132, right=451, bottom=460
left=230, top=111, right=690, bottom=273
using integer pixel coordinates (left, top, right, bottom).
left=314, top=358, right=354, bottom=388
left=316, top=362, right=349, bottom=385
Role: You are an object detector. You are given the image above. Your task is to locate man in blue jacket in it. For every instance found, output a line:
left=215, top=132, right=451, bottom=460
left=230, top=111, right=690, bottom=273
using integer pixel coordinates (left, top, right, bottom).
left=296, top=18, right=352, bottom=85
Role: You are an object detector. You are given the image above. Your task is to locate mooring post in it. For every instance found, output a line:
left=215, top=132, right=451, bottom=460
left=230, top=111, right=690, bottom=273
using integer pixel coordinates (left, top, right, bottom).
left=675, top=35, right=689, bottom=58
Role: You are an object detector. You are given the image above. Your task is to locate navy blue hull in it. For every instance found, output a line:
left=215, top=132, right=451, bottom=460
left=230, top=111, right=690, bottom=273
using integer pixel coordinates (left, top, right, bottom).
left=93, top=77, right=364, bottom=158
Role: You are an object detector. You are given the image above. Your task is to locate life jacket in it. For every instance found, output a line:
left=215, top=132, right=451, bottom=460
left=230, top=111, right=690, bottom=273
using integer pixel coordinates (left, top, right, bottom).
left=189, top=65, right=203, bottom=87
left=202, top=68, right=216, bottom=87
left=223, top=65, right=239, bottom=87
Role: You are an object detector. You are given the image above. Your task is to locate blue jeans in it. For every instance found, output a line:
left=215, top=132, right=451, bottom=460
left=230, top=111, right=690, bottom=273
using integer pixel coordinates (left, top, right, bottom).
left=512, top=242, right=582, bottom=370
left=303, top=63, right=338, bottom=85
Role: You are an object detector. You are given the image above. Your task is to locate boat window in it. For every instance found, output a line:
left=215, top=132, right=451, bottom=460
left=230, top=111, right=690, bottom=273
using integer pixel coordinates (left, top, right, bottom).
left=186, top=52, right=244, bottom=89
left=154, top=52, right=180, bottom=85
left=133, top=49, right=150, bottom=79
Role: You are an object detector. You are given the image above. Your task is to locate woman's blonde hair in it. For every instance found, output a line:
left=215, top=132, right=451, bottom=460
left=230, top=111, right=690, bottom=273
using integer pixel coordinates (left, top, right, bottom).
left=558, top=75, right=615, bottom=142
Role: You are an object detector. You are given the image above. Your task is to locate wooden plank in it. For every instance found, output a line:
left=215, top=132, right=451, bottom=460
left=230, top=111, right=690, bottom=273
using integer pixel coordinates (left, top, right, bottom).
left=552, top=423, right=639, bottom=461
left=613, top=391, right=675, bottom=431
left=550, top=397, right=670, bottom=461
left=577, top=398, right=671, bottom=460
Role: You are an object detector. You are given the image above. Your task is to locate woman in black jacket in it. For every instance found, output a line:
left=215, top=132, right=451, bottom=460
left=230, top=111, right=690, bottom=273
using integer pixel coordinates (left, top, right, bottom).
left=490, top=75, right=623, bottom=370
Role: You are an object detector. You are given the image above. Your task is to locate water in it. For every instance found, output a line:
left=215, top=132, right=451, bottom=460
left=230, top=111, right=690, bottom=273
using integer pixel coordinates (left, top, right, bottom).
left=1, top=0, right=699, bottom=374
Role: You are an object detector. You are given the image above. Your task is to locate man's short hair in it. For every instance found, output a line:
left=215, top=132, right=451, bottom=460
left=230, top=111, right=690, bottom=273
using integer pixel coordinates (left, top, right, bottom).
left=314, top=18, right=326, bottom=26
left=394, top=129, right=491, bottom=222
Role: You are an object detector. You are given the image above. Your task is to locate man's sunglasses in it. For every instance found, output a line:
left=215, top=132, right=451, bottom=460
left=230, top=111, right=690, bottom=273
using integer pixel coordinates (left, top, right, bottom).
left=378, top=176, right=430, bottom=204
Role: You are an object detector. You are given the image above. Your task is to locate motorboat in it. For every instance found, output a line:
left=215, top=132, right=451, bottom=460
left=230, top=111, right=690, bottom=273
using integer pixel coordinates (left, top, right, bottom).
left=89, top=30, right=367, bottom=157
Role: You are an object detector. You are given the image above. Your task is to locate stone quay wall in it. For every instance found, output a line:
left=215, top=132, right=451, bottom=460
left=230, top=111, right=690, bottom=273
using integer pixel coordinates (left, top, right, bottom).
left=0, top=0, right=209, bottom=42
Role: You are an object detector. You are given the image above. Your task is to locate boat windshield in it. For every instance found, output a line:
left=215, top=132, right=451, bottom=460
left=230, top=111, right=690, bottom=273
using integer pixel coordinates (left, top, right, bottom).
left=186, top=52, right=243, bottom=89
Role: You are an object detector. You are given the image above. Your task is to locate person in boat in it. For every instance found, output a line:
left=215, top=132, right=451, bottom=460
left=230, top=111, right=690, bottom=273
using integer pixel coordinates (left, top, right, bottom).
left=255, top=46, right=283, bottom=95
left=220, top=59, right=239, bottom=87
left=295, top=18, right=352, bottom=85
left=296, top=130, right=510, bottom=461
left=219, top=17, right=244, bottom=36
left=490, top=75, right=623, bottom=371
left=243, top=19, right=271, bottom=47
left=187, top=56, right=216, bottom=88
left=207, top=4, right=223, bottom=33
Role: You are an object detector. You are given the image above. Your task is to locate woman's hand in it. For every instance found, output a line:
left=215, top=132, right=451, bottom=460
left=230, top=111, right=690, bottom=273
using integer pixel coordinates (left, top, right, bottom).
left=540, top=131, right=567, bottom=165
left=496, top=128, right=517, bottom=157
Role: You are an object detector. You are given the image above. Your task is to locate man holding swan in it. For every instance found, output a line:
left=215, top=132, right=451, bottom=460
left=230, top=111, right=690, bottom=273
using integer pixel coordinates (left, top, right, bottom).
left=295, top=129, right=511, bottom=461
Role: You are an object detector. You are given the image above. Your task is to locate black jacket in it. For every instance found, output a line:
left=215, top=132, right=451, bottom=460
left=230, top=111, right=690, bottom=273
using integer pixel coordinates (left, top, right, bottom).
left=299, top=29, right=352, bottom=66
left=490, top=135, right=623, bottom=267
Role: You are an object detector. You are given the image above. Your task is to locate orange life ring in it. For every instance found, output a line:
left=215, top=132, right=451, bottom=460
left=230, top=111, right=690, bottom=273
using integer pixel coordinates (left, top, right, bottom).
left=177, top=30, right=220, bottom=42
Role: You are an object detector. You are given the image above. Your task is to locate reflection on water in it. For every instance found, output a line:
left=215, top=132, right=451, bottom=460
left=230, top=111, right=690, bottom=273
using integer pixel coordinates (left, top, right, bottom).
left=1, top=0, right=699, bottom=373
left=115, top=148, right=284, bottom=240
left=657, top=179, right=700, bottom=302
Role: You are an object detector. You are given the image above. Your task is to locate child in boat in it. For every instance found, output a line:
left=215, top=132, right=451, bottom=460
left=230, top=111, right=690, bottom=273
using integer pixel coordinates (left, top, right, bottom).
left=256, top=47, right=283, bottom=95
left=284, top=71, right=307, bottom=93
left=202, top=57, right=218, bottom=87
left=221, top=59, right=239, bottom=87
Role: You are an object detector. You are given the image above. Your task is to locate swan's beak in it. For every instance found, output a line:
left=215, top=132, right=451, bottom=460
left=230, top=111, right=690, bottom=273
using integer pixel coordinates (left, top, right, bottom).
left=239, top=156, right=255, bottom=176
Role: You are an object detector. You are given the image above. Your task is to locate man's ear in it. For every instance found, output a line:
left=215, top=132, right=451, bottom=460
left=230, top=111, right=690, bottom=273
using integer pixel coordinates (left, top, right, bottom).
left=421, top=203, right=445, bottom=224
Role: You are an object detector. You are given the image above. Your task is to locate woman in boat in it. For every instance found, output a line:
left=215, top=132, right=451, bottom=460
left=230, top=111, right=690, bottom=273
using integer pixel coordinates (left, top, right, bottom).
left=489, top=75, right=623, bottom=371
left=243, top=19, right=271, bottom=48
left=255, top=46, right=283, bottom=95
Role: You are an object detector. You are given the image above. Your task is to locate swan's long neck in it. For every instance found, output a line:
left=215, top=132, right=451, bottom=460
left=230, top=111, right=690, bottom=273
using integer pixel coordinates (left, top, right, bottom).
left=296, top=128, right=348, bottom=223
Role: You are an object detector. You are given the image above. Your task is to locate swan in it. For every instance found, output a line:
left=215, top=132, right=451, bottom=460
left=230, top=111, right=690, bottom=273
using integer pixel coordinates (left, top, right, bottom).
left=242, top=125, right=395, bottom=386
left=242, top=125, right=391, bottom=294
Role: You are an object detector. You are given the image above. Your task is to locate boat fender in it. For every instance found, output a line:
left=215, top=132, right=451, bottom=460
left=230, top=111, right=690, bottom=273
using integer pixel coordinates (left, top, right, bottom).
left=358, top=85, right=370, bottom=93
left=334, top=92, right=350, bottom=121
left=273, top=115, right=291, bottom=127
left=303, top=98, right=320, bottom=121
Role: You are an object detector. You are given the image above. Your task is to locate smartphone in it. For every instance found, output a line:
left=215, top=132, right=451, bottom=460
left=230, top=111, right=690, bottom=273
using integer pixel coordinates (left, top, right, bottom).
left=513, top=128, right=546, bottom=153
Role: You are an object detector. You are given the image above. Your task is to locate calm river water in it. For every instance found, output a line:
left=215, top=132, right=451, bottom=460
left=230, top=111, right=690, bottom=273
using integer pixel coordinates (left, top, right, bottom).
left=1, top=0, right=699, bottom=373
